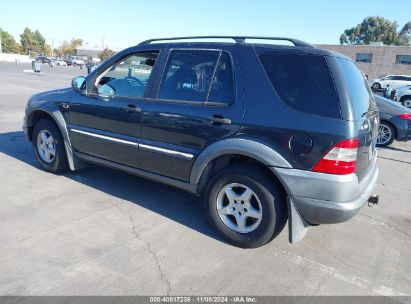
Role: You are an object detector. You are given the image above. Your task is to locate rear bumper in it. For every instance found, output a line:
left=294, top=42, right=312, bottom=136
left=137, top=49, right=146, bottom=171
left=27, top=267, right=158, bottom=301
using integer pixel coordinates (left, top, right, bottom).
left=394, top=119, right=411, bottom=142
left=273, top=156, right=379, bottom=225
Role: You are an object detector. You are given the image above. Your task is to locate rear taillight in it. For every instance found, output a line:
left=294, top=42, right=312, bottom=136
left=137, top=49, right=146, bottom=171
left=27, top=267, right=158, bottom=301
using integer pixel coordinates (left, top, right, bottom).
left=313, top=138, right=359, bottom=175
left=399, top=113, right=411, bottom=120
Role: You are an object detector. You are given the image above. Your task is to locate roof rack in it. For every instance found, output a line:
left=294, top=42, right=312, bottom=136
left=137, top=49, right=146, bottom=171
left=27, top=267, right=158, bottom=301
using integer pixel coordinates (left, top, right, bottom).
left=138, top=36, right=315, bottom=48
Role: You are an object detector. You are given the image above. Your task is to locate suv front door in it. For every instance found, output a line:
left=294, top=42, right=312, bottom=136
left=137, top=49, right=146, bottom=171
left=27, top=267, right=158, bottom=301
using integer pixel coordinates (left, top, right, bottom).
left=68, top=50, right=160, bottom=168
left=139, top=45, right=244, bottom=181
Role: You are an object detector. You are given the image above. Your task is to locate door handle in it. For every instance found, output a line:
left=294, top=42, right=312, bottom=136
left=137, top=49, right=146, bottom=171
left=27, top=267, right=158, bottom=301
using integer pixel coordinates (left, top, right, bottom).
left=122, top=104, right=142, bottom=113
left=208, top=115, right=231, bottom=125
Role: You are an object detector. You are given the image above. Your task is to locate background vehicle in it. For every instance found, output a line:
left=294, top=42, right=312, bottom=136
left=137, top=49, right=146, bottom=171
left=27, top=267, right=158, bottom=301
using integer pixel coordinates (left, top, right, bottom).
left=374, top=94, right=411, bottom=146
left=370, top=75, right=411, bottom=91
left=64, top=58, right=73, bottom=66
left=23, top=36, right=380, bottom=248
left=55, top=59, right=67, bottom=66
left=71, top=57, right=85, bottom=67
left=394, top=85, right=411, bottom=108
left=36, top=56, right=51, bottom=64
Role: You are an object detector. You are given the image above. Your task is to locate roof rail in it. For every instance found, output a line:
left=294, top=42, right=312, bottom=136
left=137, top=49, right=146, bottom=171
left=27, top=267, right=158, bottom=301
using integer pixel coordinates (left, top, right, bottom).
left=138, top=36, right=315, bottom=48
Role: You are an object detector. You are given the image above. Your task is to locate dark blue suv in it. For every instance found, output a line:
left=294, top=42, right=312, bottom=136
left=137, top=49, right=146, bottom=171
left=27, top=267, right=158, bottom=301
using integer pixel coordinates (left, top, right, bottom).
left=23, top=36, right=379, bottom=248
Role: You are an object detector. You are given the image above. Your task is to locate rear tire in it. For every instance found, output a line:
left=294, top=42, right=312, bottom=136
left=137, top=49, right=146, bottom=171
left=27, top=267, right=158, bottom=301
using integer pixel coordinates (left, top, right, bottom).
left=204, top=164, right=287, bottom=248
left=402, top=98, right=411, bottom=108
left=377, top=122, right=395, bottom=146
left=32, top=118, right=68, bottom=173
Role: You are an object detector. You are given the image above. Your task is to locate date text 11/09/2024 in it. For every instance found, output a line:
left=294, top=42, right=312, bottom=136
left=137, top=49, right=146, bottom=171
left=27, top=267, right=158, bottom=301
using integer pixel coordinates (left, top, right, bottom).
left=149, top=296, right=257, bottom=303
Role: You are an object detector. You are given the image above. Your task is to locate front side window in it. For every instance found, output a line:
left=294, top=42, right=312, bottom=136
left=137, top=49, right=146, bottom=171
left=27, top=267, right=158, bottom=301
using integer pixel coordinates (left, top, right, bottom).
left=94, top=51, right=159, bottom=98
left=158, top=50, right=234, bottom=103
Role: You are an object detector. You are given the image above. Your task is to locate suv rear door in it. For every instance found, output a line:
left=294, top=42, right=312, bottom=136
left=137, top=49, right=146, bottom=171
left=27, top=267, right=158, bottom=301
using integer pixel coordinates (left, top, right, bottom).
left=139, top=45, right=244, bottom=181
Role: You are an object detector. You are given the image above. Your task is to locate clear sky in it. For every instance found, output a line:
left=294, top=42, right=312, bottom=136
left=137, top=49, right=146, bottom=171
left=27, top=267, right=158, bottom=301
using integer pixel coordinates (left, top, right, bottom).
left=1, top=0, right=410, bottom=51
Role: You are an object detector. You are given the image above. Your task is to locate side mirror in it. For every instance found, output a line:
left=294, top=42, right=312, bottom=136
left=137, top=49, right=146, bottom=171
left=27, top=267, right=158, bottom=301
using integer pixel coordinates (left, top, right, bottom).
left=98, top=84, right=115, bottom=98
left=72, top=76, right=86, bottom=92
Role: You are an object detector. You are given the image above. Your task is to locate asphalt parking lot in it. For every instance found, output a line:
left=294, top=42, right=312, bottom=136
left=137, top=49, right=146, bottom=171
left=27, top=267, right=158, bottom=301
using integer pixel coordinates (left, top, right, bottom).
left=0, top=62, right=410, bottom=296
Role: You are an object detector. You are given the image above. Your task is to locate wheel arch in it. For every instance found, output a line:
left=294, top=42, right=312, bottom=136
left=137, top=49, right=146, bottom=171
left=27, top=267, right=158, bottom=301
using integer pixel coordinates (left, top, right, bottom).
left=27, top=107, right=84, bottom=171
left=379, top=120, right=397, bottom=141
left=372, top=82, right=381, bottom=89
left=400, top=95, right=411, bottom=103
left=27, top=108, right=69, bottom=143
left=191, top=138, right=292, bottom=193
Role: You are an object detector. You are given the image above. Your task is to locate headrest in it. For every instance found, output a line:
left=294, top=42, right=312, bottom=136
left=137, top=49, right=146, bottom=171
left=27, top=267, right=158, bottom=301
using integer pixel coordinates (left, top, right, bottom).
left=175, top=68, right=197, bottom=85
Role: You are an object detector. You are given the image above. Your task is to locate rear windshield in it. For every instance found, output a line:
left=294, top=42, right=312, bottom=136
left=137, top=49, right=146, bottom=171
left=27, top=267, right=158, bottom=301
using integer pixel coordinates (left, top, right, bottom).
left=260, top=53, right=341, bottom=118
left=333, top=57, right=377, bottom=119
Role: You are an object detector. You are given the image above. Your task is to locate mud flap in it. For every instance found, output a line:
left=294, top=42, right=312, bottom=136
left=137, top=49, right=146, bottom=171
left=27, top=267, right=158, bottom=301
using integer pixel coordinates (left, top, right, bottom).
left=287, top=196, right=310, bottom=243
left=64, top=140, right=87, bottom=171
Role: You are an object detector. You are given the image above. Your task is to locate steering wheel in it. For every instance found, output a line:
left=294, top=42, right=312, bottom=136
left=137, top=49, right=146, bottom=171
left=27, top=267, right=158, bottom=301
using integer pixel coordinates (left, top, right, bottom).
left=124, top=76, right=144, bottom=87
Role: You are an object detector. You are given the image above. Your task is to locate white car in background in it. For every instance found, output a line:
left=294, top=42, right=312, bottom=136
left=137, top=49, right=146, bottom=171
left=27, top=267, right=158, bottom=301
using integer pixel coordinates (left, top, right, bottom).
left=72, top=57, right=85, bottom=67
left=55, top=59, right=67, bottom=66
left=394, top=85, right=411, bottom=108
left=370, top=75, right=411, bottom=90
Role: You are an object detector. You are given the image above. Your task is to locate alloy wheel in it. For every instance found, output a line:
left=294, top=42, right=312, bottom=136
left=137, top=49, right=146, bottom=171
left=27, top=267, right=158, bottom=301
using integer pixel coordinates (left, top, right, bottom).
left=36, top=130, right=56, bottom=163
left=216, top=183, right=263, bottom=234
left=377, top=124, right=392, bottom=146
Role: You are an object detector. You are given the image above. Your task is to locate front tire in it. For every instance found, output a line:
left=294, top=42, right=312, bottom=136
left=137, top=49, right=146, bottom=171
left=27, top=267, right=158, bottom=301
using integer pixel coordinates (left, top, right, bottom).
left=377, top=122, right=395, bottom=146
left=32, top=118, right=68, bottom=173
left=204, top=164, right=287, bottom=248
left=372, top=83, right=381, bottom=90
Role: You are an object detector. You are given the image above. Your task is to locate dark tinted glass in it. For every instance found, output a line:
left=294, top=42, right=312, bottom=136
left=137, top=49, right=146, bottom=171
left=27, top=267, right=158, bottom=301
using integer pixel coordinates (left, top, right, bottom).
left=392, top=76, right=402, bottom=80
left=158, top=50, right=219, bottom=102
left=207, top=52, right=235, bottom=104
left=355, top=53, right=373, bottom=63
left=396, top=55, right=411, bottom=64
left=335, top=57, right=377, bottom=119
left=260, top=53, right=341, bottom=118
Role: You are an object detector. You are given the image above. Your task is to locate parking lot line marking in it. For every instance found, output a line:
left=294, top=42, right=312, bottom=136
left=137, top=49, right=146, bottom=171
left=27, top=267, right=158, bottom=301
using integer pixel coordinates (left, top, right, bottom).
left=4, top=83, right=40, bottom=91
left=274, top=249, right=409, bottom=296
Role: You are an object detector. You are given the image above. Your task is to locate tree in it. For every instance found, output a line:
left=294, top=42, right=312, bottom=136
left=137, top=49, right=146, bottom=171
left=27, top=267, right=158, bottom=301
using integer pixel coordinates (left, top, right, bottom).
left=99, top=47, right=115, bottom=61
left=0, top=28, right=21, bottom=53
left=57, top=38, right=83, bottom=57
left=339, top=17, right=411, bottom=46
left=397, top=21, right=411, bottom=45
left=20, top=27, right=51, bottom=55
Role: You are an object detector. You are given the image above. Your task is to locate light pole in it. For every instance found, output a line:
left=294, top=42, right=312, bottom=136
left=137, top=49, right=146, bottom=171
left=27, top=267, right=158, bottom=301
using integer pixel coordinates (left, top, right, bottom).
left=49, top=37, right=64, bottom=58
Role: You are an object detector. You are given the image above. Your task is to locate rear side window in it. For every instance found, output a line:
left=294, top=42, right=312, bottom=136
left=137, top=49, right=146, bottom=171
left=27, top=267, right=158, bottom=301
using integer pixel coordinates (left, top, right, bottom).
left=260, top=53, right=341, bottom=118
left=158, top=50, right=234, bottom=104
left=208, top=52, right=235, bottom=104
